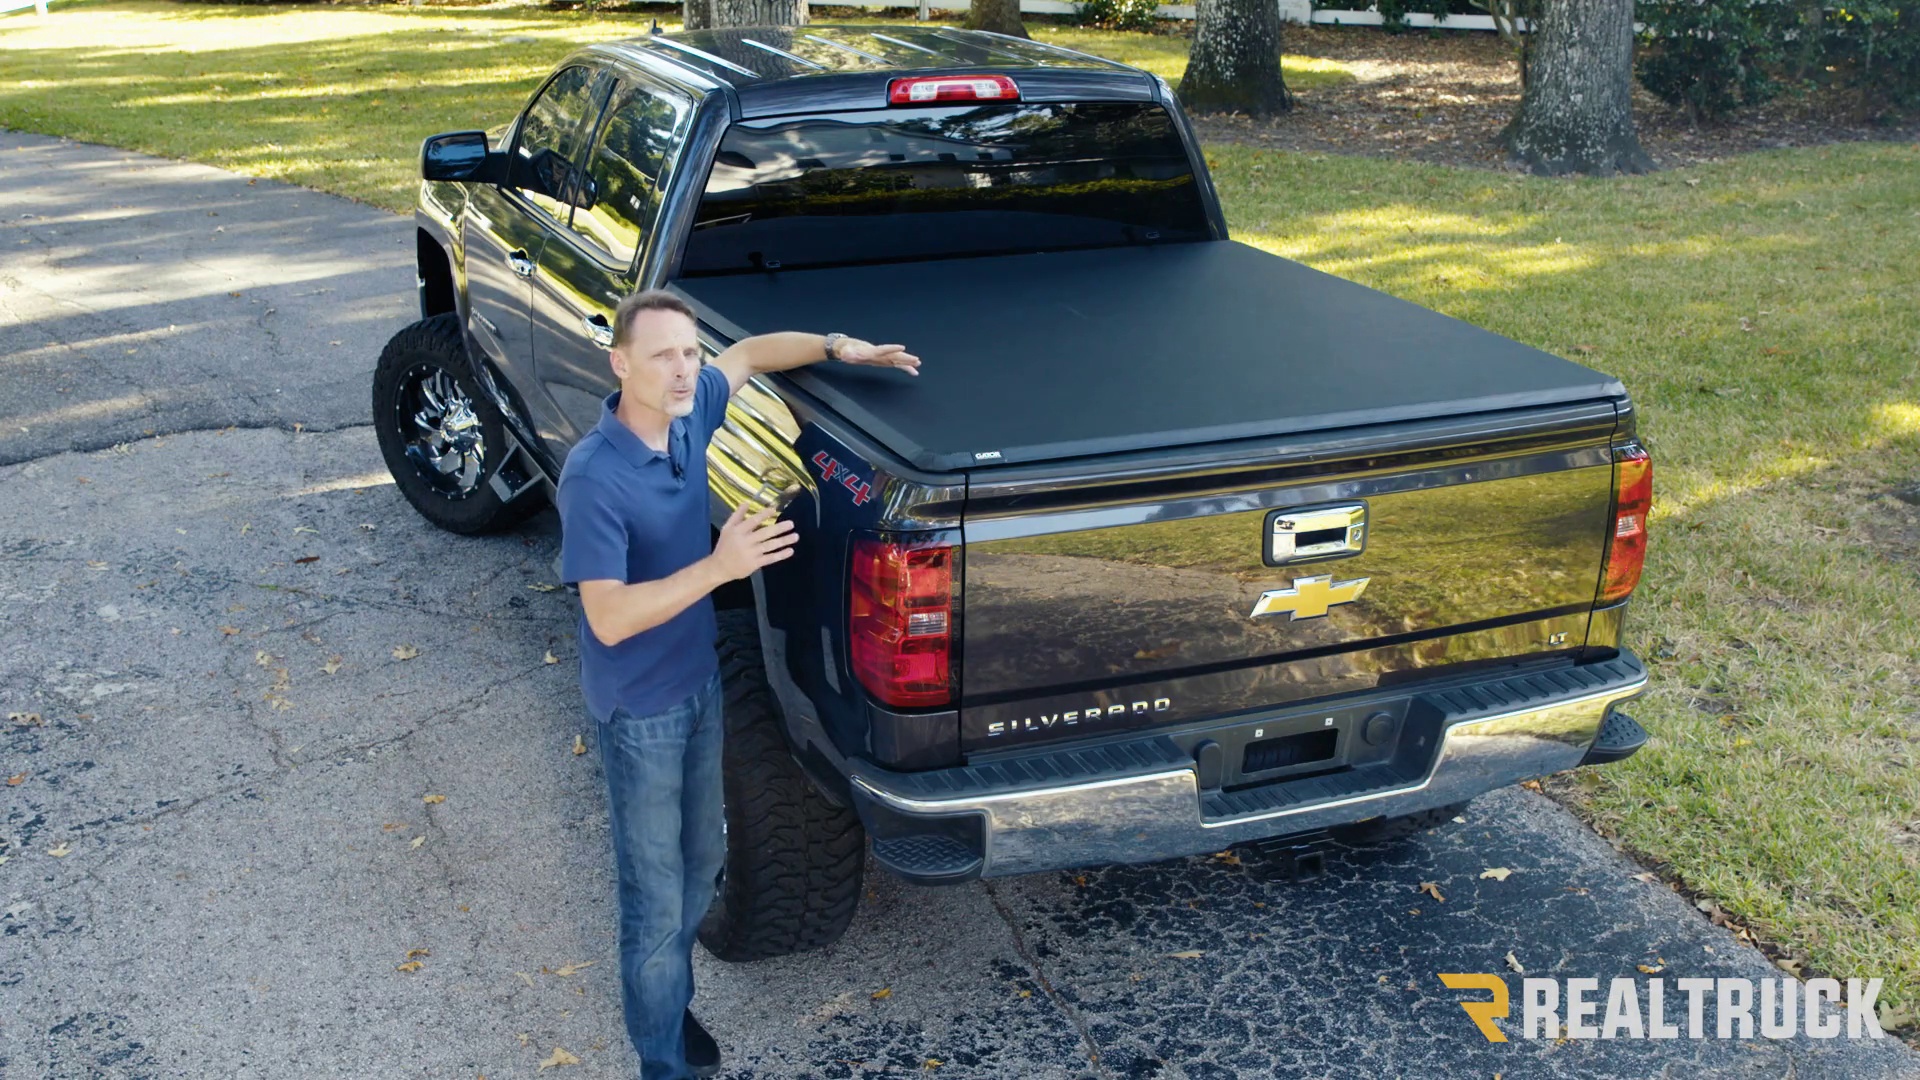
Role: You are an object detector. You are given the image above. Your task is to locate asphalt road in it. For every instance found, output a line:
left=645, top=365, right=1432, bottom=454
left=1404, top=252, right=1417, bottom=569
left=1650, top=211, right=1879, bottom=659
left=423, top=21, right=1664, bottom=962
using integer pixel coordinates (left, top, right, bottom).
left=4, top=130, right=1917, bottom=1080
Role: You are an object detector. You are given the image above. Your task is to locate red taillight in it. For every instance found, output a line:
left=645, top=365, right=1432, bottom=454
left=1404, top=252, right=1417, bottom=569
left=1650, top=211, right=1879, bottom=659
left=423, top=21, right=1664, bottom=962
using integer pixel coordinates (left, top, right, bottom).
left=1598, top=447, right=1652, bottom=604
left=851, top=537, right=955, bottom=708
left=887, top=74, right=1020, bottom=105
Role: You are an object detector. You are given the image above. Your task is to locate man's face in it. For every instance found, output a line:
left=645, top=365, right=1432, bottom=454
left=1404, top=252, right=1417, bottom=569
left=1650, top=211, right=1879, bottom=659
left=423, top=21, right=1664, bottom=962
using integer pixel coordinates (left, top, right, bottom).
left=609, top=307, right=702, bottom=418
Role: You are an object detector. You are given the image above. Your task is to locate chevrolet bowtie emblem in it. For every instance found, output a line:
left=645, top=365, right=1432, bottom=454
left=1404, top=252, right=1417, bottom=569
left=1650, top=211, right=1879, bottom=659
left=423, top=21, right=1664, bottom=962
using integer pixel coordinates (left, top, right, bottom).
left=1250, top=574, right=1370, bottom=620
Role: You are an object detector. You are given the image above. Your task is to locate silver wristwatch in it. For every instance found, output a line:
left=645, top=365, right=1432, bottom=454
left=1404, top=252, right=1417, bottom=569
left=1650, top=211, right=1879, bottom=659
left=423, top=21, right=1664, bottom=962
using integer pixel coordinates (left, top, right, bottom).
left=823, top=332, right=847, bottom=361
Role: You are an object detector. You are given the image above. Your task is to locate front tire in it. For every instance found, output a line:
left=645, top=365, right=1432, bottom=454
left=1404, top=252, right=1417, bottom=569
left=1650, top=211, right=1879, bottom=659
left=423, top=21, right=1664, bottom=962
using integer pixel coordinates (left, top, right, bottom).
left=698, top=609, right=866, bottom=962
left=371, top=314, right=544, bottom=535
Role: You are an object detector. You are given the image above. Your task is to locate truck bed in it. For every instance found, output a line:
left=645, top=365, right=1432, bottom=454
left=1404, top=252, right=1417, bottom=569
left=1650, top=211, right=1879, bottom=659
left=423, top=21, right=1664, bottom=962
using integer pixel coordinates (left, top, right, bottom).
left=671, top=240, right=1626, bottom=473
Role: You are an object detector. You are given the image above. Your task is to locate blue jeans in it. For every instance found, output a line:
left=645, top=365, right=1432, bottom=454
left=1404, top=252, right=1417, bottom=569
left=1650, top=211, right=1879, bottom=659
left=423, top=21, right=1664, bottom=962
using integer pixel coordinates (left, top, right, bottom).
left=597, top=669, right=726, bottom=1080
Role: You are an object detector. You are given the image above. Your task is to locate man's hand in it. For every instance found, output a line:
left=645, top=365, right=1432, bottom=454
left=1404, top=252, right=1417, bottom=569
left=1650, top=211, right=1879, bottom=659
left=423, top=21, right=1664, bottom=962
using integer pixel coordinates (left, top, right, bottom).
left=710, top=502, right=798, bottom=581
left=835, top=338, right=921, bottom=376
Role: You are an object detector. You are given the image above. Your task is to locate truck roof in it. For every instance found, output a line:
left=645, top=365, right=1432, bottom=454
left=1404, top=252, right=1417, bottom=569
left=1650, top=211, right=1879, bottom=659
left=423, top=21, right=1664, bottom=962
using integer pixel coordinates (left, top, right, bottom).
left=603, top=26, right=1155, bottom=115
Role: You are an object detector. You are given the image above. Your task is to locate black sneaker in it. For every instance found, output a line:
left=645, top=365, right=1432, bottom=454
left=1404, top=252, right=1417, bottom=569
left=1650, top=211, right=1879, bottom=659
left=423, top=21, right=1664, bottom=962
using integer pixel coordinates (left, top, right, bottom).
left=684, top=1009, right=721, bottom=1079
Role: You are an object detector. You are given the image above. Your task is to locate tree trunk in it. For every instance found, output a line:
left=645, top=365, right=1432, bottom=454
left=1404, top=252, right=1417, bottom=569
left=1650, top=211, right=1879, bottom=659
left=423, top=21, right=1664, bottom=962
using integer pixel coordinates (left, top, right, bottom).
left=965, top=0, right=1029, bottom=39
left=1502, top=0, right=1651, bottom=175
left=1792, top=0, right=1824, bottom=81
left=683, top=0, right=713, bottom=31
left=1178, top=0, right=1292, bottom=117
left=710, top=0, right=807, bottom=27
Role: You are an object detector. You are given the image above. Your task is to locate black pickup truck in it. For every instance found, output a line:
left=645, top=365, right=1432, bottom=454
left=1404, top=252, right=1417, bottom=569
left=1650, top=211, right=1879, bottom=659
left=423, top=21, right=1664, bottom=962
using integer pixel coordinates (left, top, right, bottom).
left=375, top=25, right=1653, bottom=962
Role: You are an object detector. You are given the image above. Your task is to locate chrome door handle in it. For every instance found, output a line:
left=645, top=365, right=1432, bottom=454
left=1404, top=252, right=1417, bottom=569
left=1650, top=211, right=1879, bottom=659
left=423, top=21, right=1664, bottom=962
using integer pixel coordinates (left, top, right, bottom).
left=1268, top=503, right=1368, bottom=565
left=507, top=250, right=534, bottom=278
left=582, top=314, right=614, bottom=348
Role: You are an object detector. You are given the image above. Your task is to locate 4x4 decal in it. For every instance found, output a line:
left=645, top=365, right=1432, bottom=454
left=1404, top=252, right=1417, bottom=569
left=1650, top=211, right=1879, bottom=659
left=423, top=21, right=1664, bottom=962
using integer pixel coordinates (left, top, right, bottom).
left=811, top=450, right=874, bottom=506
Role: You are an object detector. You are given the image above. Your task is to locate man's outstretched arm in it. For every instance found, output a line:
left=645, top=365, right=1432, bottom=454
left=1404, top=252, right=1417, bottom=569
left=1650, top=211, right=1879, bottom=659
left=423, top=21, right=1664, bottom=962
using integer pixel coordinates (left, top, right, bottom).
left=711, top=332, right=920, bottom=395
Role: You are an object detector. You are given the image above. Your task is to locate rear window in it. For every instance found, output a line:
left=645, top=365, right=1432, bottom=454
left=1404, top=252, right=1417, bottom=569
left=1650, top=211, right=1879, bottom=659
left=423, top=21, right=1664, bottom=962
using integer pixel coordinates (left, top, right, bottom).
left=680, top=101, right=1209, bottom=275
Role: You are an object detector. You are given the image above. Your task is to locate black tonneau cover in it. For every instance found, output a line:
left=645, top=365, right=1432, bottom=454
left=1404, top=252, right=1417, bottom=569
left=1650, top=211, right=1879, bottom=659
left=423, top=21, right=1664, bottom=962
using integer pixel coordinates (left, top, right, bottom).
left=671, top=240, right=1625, bottom=473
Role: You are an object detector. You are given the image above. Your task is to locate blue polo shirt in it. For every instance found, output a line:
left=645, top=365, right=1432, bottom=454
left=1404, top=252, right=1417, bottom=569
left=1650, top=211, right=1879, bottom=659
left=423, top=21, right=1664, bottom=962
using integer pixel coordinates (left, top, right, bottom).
left=557, top=364, right=732, bottom=722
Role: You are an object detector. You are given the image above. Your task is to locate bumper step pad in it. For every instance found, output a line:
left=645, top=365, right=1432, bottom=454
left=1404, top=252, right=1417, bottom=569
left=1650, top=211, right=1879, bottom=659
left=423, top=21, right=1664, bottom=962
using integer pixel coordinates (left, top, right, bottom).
left=1579, top=709, right=1649, bottom=766
left=870, top=834, right=982, bottom=882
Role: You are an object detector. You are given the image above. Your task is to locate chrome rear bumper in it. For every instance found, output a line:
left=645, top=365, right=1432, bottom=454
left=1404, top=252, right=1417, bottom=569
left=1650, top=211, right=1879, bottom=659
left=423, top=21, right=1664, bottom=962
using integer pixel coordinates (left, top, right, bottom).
left=847, top=654, right=1647, bottom=883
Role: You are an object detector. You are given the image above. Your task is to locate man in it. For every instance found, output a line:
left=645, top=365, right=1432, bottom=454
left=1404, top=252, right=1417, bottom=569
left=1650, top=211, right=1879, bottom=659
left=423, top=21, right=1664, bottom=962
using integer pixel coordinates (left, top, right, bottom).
left=556, top=288, right=918, bottom=1080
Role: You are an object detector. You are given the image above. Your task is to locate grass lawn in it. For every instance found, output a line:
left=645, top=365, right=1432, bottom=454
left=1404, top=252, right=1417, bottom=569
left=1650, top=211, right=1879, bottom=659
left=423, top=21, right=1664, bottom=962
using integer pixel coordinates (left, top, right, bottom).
left=6, top=0, right=1920, bottom=1030
left=0, top=0, right=1350, bottom=210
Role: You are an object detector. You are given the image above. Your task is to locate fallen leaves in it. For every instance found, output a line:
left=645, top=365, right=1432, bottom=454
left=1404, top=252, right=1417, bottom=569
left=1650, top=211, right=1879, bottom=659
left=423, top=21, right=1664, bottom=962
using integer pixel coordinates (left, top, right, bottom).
left=527, top=583, right=560, bottom=593
left=1693, top=898, right=1763, bottom=946
left=537, top=1047, right=580, bottom=1070
left=423, top=794, right=446, bottom=805
left=572, top=734, right=587, bottom=756
left=5, top=773, right=25, bottom=786
left=1638, top=962, right=1666, bottom=974
left=1210, top=850, right=1242, bottom=867
left=1165, top=949, right=1205, bottom=959
left=8, top=712, right=42, bottom=727
left=542, top=650, right=559, bottom=665
left=47, top=844, right=72, bottom=858
left=321, top=656, right=343, bottom=676
left=392, top=644, right=420, bottom=661
left=409, top=836, right=425, bottom=850
left=871, top=987, right=892, bottom=1000
left=406, top=948, right=431, bottom=960
left=219, top=625, right=241, bottom=636
left=1417, top=881, right=1446, bottom=903
left=1479, top=867, right=1513, bottom=881
left=1504, top=951, right=1525, bottom=974
left=294, top=555, right=320, bottom=565
left=547, top=961, right=595, bottom=977
left=396, top=961, right=424, bottom=973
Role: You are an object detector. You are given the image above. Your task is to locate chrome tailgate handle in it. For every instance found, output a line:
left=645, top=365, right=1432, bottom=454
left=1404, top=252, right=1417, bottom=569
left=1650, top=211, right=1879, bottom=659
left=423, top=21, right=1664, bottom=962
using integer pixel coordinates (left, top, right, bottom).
left=1267, top=503, right=1367, bottom=565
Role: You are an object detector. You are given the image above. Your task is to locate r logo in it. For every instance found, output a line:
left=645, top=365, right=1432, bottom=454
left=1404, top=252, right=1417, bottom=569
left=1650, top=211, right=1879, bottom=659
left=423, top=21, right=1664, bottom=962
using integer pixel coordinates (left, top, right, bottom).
left=1439, top=973, right=1510, bottom=1042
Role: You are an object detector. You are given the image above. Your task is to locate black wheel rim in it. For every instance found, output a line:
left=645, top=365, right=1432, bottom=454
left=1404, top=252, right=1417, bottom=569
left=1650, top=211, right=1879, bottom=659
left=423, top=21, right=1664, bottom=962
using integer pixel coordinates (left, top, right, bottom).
left=397, top=364, right=487, bottom=498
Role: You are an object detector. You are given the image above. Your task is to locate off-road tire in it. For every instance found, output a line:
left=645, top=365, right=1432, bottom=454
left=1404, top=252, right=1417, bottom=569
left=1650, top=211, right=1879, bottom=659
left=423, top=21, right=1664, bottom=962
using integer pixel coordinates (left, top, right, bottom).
left=372, top=313, right=545, bottom=535
left=698, top=609, right=866, bottom=962
left=1332, top=800, right=1473, bottom=846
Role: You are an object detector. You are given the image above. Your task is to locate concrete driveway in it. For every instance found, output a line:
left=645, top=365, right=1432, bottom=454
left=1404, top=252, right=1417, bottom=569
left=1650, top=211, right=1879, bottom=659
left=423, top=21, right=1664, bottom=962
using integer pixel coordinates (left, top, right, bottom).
left=3, top=130, right=1915, bottom=1079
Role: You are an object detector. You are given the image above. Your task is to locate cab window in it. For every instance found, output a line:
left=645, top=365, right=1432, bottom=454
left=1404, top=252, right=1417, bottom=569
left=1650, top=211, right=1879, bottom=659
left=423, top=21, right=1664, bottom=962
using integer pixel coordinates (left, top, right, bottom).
left=510, top=65, right=600, bottom=222
left=565, top=81, right=690, bottom=267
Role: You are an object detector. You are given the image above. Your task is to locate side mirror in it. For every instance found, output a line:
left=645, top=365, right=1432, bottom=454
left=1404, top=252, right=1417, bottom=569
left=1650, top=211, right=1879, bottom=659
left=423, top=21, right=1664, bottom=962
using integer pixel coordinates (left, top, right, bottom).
left=421, top=131, right=505, bottom=184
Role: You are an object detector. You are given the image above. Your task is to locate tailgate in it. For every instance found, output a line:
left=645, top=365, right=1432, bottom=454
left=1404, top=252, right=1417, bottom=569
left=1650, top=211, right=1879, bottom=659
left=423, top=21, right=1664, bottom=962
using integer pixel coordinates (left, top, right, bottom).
left=958, top=408, right=1618, bottom=749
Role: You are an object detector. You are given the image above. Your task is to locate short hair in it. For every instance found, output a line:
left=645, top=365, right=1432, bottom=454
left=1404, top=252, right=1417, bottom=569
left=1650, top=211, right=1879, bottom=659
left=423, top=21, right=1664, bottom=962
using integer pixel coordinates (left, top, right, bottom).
left=610, top=289, right=695, bottom=349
